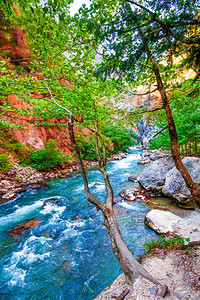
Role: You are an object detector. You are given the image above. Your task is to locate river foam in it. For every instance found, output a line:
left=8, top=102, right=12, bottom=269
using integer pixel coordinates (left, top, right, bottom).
left=0, top=200, right=44, bottom=231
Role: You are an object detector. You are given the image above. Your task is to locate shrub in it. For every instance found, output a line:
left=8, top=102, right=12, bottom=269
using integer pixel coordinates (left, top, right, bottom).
left=75, top=123, right=134, bottom=160
left=144, top=235, right=190, bottom=253
left=29, top=140, right=69, bottom=171
left=75, top=134, right=97, bottom=160
left=0, top=154, right=12, bottom=173
left=0, top=126, right=29, bottom=163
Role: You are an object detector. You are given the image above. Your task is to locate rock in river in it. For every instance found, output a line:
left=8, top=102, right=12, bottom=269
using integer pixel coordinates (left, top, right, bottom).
left=119, top=188, right=138, bottom=201
left=162, top=157, right=200, bottom=207
left=2, top=191, right=17, bottom=201
left=9, top=217, right=42, bottom=239
left=137, top=157, right=175, bottom=196
left=43, top=197, right=63, bottom=207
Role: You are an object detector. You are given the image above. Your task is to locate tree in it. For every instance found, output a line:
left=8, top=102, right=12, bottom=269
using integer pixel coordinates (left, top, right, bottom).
left=150, top=79, right=200, bottom=156
left=0, top=2, right=170, bottom=294
left=74, top=0, right=200, bottom=208
left=2, top=0, right=200, bottom=294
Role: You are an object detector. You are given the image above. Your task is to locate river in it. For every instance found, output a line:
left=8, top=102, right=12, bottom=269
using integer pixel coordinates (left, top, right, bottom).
left=0, top=147, right=159, bottom=299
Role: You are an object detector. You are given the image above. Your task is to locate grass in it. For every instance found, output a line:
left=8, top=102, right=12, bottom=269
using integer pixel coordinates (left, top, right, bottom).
left=144, top=235, right=191, bottom=253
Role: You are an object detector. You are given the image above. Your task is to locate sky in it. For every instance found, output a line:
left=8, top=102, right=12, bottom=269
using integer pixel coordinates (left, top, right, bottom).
left=70, top=0, right=91, bottom=15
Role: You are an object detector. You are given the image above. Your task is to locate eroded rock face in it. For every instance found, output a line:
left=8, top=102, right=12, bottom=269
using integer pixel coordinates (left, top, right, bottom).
left=137, top=118, right=157, bottom=149
left=137, top=157, right=175, bottom=196
left=163, top=157, right=200, bottom=207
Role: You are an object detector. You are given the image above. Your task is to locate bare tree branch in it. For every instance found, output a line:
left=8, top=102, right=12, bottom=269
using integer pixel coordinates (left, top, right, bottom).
left=152, top=125, right=167, bottom=138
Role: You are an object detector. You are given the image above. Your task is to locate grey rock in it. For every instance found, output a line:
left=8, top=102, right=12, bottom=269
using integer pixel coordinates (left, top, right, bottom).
left=119, top=188, right=138, bottom=201
left=2, top=191, right=17, bottom=201
left=43, top=197, right=63, bottom=207
left=142, top=151, right=152, bottom=157
left=128, top=175, right=137, bottom=182
left=149, top=152, right=167, bottom=161
left=137, top=159, right=151, bottom=166
left=162, top=157, right=200, bottom=206
left=147, top=286, right=158, bottom=296
left=137, top=117, right=158, bottom=149
left=137, top=157, right=175, bottom=196
left=145, top=209, right=200, bottom=241
left=145, top=209, right=181, bottom=235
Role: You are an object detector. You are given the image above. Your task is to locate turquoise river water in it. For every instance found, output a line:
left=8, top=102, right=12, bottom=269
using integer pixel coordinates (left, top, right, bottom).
left=0, top=147, right=159, bottom=299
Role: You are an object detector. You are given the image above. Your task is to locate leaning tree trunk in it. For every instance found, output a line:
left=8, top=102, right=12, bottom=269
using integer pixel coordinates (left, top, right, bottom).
left=67, top=114, right=167, bottom=294
left=150, top=56, right=200, bottom=208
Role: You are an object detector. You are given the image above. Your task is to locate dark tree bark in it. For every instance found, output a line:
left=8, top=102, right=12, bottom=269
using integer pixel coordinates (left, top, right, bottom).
left=194, top=134, right=198, bottom=157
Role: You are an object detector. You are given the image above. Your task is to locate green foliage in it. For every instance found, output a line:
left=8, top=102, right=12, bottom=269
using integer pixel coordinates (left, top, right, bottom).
left=150, top=131, right=171, bottom=150
left=0, top=154, right=12, bottom=173
left=103, top=124, right=134, bottom=154
left=149, top=80, right=200, bottom=153
left=75, top=124, right=134, bottom=161
left=14, top=177, right=22, bottom=181
left=1, top=138, right=28, bottom=163
left=144, top=236, right=191, bottom=253
left=130, top=130, right=140, bottom=145
left=75, top=133, right=109, bottom=161
left=76, top=135, right=97, bottom=160
left=29, top=140, right=69, bottom=171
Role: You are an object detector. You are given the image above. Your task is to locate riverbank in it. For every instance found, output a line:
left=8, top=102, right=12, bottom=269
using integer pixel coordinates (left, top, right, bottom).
left=95, top=209, right=200, bottom=299
left=95, top=246, right=200, bottom=299
left=0, top=152, right=127, bottom=202
left=0, top=147, right=158, bottom=299
left=95, top=149, right=200, bottom=299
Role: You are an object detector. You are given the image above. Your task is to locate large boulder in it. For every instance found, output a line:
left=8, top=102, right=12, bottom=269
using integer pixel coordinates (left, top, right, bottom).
left=145, top=209, right=200, bottom=241
left=145, top=209, right=181, bottom=235
left=162, top=157, right=200, bottom=207
left=137, top=157, right=175, bottom=196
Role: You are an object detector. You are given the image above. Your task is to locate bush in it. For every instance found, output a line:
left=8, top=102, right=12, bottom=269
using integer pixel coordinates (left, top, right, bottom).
left=75, top=134, right=97, bottom=160
left=75, top=123, right=134, bottom=161
left=144, top=235, right=190, bottom=253
left=0, top=154, right=12, bottom=173
left=29, top=140, right=68, bottom=171
left=0, top=126, right=29, bottom=163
